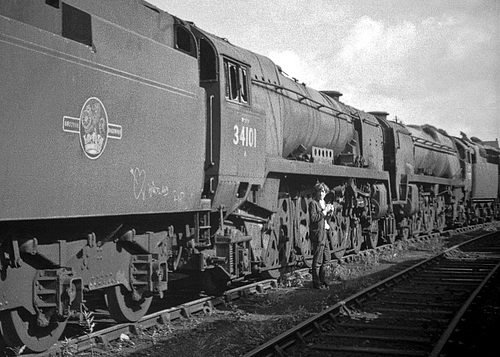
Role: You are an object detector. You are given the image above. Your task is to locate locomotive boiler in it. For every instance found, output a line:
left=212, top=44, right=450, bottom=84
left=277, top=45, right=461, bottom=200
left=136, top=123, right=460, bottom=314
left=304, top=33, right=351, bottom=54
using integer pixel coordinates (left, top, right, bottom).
left=407, top=125, right=461, bottom=179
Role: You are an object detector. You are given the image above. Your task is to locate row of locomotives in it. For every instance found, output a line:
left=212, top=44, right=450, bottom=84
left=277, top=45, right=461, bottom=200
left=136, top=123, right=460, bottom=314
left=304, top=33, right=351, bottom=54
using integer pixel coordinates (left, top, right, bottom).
left=177, top=6, right=500, bottom=287
left=405, top=124, right=500, bottom=230
left=1, top=1, right=497, bottom=352
left=380, top=121, right=467, bottom=239
left=371, top=115, right=500, bottom=239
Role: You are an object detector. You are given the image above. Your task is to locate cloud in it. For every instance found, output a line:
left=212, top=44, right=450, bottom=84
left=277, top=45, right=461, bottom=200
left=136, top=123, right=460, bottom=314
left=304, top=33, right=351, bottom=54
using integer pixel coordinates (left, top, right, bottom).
left=339, top=16, right=417, bottom=62
left=267, top=50, right=329, bottom=89
left=335, top=16, right=417, bottom=92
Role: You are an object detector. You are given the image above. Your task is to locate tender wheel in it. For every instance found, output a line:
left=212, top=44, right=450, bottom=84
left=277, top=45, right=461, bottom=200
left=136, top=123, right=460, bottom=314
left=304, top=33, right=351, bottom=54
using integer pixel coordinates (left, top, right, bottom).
left=0, top=308, right=68, bottom=352
left=105, top=285, right=152, bottom=323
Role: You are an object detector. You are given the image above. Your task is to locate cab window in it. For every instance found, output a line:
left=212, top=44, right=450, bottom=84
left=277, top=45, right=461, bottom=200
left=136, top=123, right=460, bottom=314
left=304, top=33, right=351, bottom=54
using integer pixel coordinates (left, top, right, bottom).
left=224, top=59, right=249, bottom=104
left=174, top=20, right=197, bottom=58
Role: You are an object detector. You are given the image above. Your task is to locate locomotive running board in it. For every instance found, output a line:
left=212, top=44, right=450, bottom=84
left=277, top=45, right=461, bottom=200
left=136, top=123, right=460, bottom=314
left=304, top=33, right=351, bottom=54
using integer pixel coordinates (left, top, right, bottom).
left=265, top=157, right=389, bottom=180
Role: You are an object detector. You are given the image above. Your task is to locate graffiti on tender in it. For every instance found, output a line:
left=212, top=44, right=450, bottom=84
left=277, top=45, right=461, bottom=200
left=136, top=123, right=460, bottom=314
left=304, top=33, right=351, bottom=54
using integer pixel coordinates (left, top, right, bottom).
left=147, top=181, right=169, bottom=197
left=130, top=167, right=184, bottom=203
left=130, top=167, right=146, bottom=200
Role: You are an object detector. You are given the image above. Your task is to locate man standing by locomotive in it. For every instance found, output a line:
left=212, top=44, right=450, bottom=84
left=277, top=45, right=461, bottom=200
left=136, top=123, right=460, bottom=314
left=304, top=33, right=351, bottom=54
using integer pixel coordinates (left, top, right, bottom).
left=309, top=182, right=334, bottom=289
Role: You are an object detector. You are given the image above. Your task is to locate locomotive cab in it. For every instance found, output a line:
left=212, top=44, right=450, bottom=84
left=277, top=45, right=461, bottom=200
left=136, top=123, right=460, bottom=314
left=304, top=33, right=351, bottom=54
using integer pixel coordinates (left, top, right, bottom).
left=189, top=26, right=267, bottom=212
left=371, top=113, right=415, bottom=204
left=181, top=24, right=278, bottom=283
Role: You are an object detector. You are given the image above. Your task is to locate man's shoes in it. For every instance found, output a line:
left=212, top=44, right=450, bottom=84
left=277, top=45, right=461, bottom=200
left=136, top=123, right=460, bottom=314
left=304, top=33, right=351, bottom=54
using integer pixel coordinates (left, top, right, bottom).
left=313, top=283, right=329, bottom=290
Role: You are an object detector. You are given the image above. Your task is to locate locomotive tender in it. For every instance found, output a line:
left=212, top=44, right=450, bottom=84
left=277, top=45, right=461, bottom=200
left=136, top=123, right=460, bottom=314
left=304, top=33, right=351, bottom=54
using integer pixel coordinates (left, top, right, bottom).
left=1, top=0, right=498, bottom=352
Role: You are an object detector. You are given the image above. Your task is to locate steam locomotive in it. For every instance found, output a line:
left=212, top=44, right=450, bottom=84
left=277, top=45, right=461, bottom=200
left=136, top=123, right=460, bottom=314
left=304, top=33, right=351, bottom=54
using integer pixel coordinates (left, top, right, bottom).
left=1, top=0, right=498, bottom=352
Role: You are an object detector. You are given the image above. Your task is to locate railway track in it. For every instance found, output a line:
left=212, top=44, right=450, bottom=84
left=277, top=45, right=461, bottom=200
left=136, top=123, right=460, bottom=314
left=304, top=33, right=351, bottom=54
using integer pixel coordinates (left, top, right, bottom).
left=243, top=228, right=500, bottom=357
left=13, top=280, right=277, bottom=357
left=3, top=223, right=496, bottom=356
left=341, top=223, right=495, bottom=264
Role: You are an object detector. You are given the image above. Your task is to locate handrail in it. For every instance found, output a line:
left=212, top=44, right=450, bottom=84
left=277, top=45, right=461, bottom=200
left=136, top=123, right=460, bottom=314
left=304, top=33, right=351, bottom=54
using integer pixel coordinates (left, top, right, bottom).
left=252, top=79, right=354, bottom=122
left=208, top=95, right=215, bottom=167
left=411, top=136, right=457, bottom=154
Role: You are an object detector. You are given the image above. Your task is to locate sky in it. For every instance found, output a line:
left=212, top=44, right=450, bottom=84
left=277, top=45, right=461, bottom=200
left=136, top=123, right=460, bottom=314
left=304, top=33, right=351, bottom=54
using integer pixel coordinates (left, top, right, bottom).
left=147, top=0, right=499, bottom=143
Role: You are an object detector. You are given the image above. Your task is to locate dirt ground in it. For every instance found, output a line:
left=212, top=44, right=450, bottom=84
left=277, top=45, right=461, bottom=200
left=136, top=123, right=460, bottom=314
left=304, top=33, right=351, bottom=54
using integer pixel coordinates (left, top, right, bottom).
left=79, top=228, right=495, bottom=357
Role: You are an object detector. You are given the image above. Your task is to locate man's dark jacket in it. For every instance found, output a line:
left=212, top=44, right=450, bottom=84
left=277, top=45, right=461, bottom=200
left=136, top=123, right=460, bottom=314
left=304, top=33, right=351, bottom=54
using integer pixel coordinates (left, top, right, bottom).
left=309, top=199, right=326, bottom=244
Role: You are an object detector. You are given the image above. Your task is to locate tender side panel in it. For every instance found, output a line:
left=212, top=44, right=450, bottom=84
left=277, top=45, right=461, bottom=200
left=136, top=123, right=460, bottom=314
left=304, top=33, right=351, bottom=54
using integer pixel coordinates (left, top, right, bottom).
left=0, top=9, right=205, bottom=220
left=472, top=161, right=498, bottom=199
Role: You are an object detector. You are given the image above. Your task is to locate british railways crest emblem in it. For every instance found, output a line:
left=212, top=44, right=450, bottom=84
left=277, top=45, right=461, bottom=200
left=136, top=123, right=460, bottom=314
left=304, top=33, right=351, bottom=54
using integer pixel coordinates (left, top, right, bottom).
left=63, top=97, right=122, bottom=159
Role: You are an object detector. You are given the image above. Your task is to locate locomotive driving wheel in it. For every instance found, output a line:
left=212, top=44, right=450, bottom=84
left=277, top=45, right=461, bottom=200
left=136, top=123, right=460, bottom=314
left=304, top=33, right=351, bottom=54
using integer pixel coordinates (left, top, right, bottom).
left=277, top=198, right=294, bottom=265
left=261, top=198, right=292, bottom=279
left=329, top=213, right=347, bottom=259
left=0, top=308, right=68, bottom=352
left=261, top=229, right=281, bottom=279
left=412, top=214, right=423, bottom=237
left=365, top=219, right=379, bottom=249
left=422, top=204, right=435, bottom=233
left=350, top=219, right=363, bottom=254
left=295, top=197, right=312, bottom=266
left=398, top=217, right=410, bottom=240
left=105, top=285, right=153, bottom=323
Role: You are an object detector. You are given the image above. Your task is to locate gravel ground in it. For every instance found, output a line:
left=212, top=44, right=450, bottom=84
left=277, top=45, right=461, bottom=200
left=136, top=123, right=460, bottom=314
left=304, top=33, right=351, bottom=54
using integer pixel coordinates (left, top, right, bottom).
left=76, top=227, right=497, bottom=357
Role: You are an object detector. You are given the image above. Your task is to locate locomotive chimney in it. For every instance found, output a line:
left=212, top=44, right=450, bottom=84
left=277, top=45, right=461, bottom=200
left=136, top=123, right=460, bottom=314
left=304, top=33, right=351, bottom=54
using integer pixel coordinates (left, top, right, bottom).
left=321, top=90, right=343, bottom=101
left=368, top=111, right=389, bottom=120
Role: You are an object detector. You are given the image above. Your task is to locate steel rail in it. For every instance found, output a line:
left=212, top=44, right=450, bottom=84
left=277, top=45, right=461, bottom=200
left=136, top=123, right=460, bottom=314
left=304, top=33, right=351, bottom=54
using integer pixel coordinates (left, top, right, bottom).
left=22, top=279, right=277, bottom=357
left=340, top=222, right=495, bottom=264
left=428, top=258, right=500, bottom=356
left=242, top=227, right=500, bottom=357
